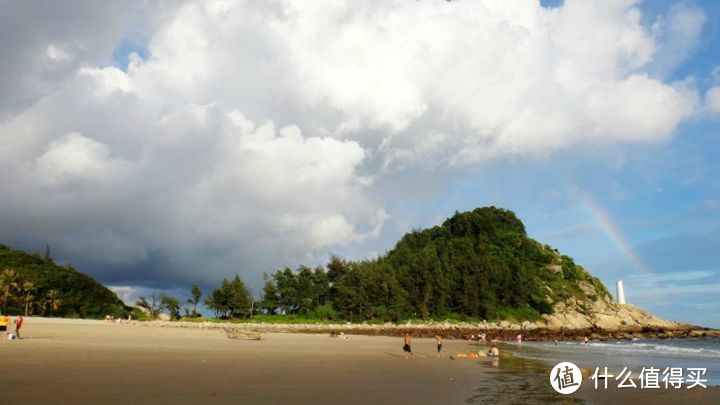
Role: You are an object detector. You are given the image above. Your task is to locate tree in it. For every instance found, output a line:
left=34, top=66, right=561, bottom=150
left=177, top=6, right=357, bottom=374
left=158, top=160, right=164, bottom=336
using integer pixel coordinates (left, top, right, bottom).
left=260, top=276, right=279, bottom=315
left=186, top=285, right=202, bottom=317
left=136, top=291, right=161, bottom=319
left=274, top=268, right=297, bottom=314
left=226, top=276, right=252, bottom=318
left=205, top=284, right=229, bottom=318
left=0, top=269, right=20, bottom=312
left=326, top=255, right=348, bottom=283
left=311, top=267, right=329, bottom=308
left=160, top=294, right=181, bottom=320
left=332, top=267, right=369, bottom=321
left=22, top=281, right=36, bottom=316
left=43, top=243, right=52, bottom=262
left=205, top=276, right=252, bottom=319
left=295, top=266, right=314, bottom=314
left=44, top=289, right=62, bottom=316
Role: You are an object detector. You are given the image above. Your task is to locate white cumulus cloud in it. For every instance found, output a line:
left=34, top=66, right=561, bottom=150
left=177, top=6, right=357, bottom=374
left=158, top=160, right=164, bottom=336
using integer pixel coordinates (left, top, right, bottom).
left=0, top=0, right=709, bottom=292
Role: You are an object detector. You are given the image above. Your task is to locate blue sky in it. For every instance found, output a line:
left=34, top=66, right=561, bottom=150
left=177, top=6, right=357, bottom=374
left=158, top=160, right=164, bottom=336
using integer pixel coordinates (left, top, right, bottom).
left=1, top=0, right=719, bottom=326
left=111, top=37, right=149, bottom=70
left=520, top=1, right=720, bottom=327
left=350, top=115, right=720, bottom=326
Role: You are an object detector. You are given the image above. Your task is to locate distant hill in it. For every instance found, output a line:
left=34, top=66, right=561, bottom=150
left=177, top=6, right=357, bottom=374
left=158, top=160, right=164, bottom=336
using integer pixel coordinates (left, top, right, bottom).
left=263, top=206, right=614, bottom=323
left=373, top=206, right=611, bottom=321
left=0, top=244, right=127, bottom=318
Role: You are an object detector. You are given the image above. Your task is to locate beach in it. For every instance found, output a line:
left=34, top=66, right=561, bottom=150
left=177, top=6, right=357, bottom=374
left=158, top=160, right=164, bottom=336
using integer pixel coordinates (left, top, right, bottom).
left=1, top=318, right=487, bottom=404
left=2, top=318, right=719, bottom=404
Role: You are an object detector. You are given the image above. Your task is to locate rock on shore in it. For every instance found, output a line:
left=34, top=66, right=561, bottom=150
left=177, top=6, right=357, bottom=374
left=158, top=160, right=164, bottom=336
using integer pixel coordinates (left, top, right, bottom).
left=541, top=294, right=680, bottom=332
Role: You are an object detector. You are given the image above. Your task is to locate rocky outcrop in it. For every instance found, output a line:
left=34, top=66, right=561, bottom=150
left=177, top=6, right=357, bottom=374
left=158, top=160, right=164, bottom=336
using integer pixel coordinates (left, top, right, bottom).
left=540, top=295, right=681, bottom=333
left=537, top=275, right=687, bottom=335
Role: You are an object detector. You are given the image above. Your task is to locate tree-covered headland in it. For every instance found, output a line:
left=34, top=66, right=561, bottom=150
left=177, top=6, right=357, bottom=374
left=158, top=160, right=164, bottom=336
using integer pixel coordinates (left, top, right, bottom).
left=255, top=207, right=610, bottom=322
left=0, top=244, right=127, bottom=318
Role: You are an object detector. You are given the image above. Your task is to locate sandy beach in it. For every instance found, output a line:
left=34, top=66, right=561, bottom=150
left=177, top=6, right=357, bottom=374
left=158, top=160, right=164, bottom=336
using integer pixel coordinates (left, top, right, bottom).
left=2, top=318, right=719, bottom=404
left=1, top=318, right=491, bottom=404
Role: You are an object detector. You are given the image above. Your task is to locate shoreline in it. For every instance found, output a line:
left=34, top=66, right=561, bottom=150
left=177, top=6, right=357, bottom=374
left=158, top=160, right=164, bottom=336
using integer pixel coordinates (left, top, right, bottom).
left=116, top=317, right=720, bottom=342
left=493, top=342, right=720, bottom=404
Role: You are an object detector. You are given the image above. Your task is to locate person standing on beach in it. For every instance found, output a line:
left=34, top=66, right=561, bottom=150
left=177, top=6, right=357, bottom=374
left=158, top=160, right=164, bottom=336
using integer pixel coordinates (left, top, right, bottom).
left=584, top=336, right=589, bottom=349
left=516, top=334, right=522, bottom=345
left=14, top=314, right=23, bottom=339
left=403, top=332, right=414, bottom=359
left=435, top=334, right=443, bottom=358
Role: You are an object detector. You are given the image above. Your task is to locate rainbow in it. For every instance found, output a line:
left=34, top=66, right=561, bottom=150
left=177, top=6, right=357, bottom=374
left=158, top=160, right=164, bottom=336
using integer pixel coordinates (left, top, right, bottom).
left=577, top=191, right=653, bottom=277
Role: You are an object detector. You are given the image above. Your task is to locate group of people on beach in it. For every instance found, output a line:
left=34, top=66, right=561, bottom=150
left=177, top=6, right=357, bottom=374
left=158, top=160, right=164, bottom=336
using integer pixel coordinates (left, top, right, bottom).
left=0, top=313, right=23, bottom=340
left=402, top=332, right=500, bottom=360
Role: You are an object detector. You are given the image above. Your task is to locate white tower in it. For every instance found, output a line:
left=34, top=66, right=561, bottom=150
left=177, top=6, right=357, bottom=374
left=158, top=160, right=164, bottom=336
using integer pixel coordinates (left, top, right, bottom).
left=616, top=280, right=626, bottom=305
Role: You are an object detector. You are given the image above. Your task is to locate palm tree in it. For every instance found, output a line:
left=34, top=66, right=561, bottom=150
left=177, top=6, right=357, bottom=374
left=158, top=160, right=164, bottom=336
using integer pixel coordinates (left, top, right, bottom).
left=45, top=289, right=62, bottom=316
left=0, top=269, right=21, bottom=312
left=22, top=281, right=36, bottom=316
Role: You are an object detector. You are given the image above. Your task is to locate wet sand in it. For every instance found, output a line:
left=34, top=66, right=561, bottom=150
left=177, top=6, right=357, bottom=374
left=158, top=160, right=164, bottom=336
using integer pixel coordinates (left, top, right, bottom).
left=1, top=318, right=487, bottom=404
left=494, top=343, right=720, bottom=404
left=576, top=383, right=720, bottom=404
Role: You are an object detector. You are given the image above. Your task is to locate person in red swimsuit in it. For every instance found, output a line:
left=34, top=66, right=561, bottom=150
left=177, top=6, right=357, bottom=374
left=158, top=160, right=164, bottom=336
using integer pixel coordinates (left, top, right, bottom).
left=15, top=315, right=23, bottom=339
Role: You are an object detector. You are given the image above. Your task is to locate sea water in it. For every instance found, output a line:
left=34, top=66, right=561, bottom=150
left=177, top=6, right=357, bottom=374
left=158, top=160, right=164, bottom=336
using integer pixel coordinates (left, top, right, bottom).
left=515, top=337, right=720, bottom=386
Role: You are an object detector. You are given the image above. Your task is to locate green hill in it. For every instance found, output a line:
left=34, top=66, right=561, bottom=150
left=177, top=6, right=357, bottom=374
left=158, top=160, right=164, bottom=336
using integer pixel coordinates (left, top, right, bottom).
left=376, top=206, right=611, bottom=320
left=0, top=244, right=127, bottom=318
left=262, top=206, right=612, bottom=323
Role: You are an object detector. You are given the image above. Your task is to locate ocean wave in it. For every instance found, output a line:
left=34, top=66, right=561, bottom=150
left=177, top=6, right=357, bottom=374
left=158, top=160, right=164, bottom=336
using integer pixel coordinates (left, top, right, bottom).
left=544, top=341, right=720, bottom=359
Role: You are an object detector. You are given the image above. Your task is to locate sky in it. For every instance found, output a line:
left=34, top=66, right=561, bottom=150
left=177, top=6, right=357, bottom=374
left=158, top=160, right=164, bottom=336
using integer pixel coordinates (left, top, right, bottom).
left=1, top=0, right=719, bottom=327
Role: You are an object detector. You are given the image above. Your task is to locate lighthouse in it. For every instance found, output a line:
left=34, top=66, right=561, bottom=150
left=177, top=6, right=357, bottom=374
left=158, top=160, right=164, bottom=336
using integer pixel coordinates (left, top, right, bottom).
left=616, top=280, right=626, bottom=304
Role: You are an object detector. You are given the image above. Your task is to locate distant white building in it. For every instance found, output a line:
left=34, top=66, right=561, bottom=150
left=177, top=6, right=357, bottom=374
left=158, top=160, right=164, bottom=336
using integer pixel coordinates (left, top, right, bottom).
left=616, top=280, right=626, bottom=304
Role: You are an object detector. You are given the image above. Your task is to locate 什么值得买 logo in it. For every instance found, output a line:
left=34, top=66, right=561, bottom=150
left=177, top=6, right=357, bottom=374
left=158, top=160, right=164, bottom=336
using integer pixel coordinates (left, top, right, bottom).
left=550, top=362, right=582, bottom=394
left=549, top=361, right=709, bottom=394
